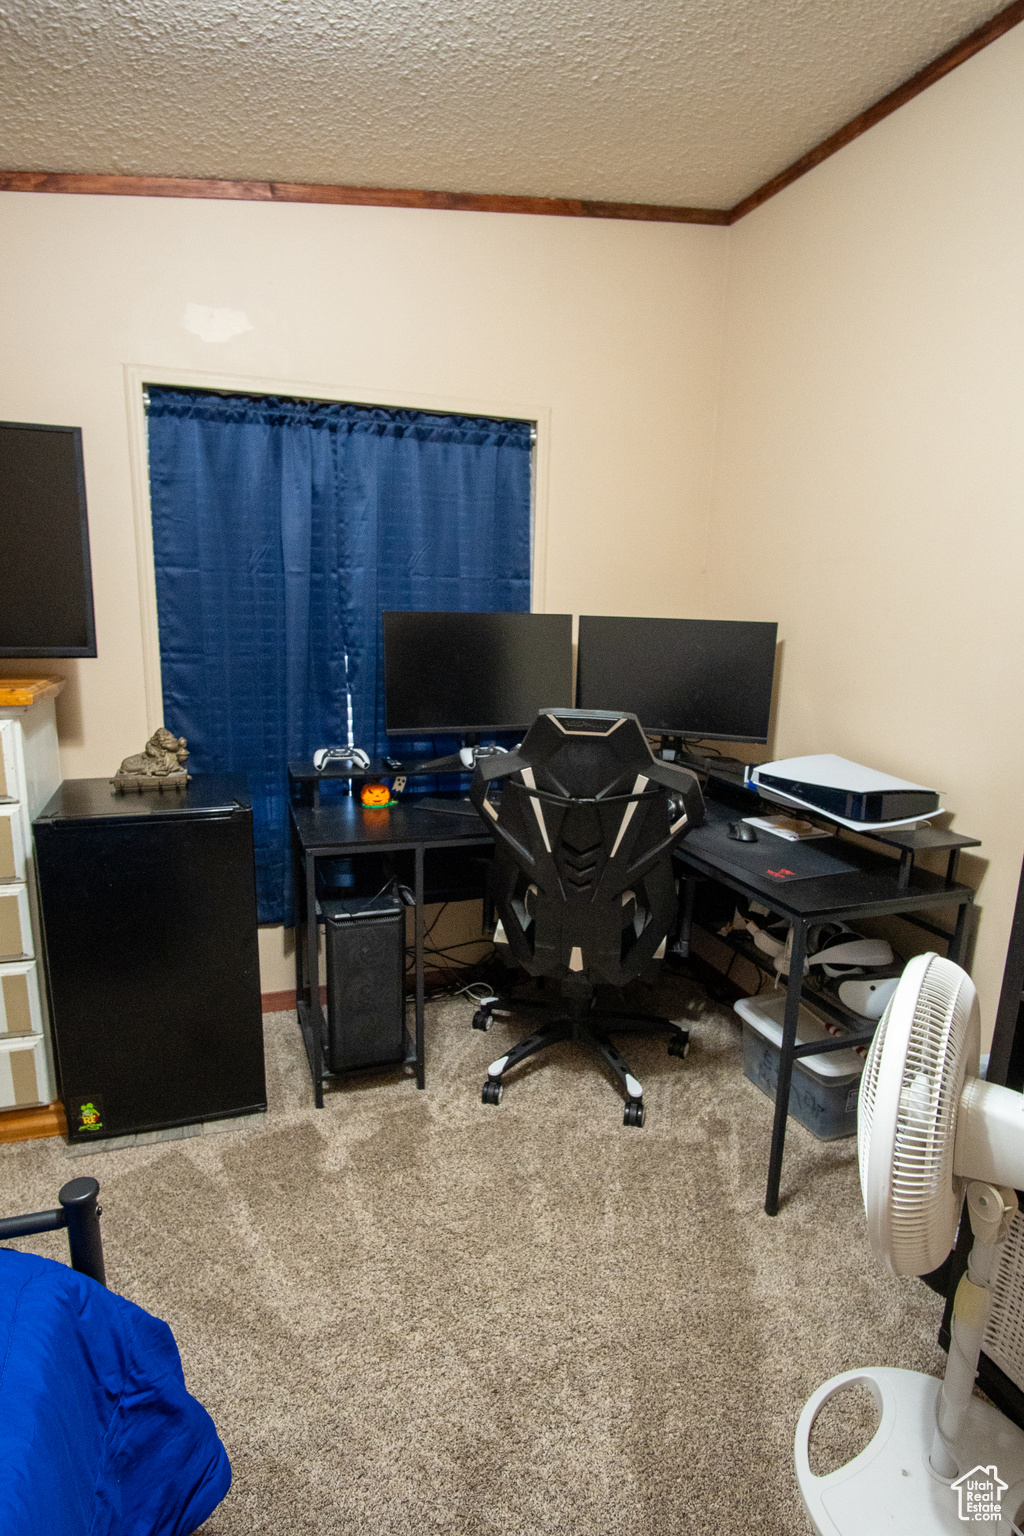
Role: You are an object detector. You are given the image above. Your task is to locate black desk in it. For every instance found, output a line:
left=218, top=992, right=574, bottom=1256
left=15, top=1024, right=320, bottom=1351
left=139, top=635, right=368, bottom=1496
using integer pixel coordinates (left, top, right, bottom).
left=290, top=799, right=493, bottom=1104
left=674, top=799, right=977, bottom=1215
left=291, top=771, right=978, bottom=1217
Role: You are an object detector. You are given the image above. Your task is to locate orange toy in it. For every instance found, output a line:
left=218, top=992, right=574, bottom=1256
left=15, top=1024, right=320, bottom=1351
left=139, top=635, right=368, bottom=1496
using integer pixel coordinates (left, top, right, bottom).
left=361, top=781, right=394, bottom=807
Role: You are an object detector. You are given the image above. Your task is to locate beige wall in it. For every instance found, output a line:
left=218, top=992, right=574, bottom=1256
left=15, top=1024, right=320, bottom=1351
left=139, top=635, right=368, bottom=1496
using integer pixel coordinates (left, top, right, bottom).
left=5, top=27, right=1024, bottom=1021
left=0, top=191, right=728, bottom=988
left=709, top=26, right=1024, bottom=1046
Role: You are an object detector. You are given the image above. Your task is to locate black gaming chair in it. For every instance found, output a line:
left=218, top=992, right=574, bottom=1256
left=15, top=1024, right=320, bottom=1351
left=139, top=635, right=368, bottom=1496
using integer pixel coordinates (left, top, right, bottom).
left=469, top=708, right=704, bottom=1126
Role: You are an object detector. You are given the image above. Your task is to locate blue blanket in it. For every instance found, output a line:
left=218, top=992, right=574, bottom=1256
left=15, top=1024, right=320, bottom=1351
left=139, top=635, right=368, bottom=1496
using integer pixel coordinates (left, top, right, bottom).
left=0, top=1249, right=230, bottom=1535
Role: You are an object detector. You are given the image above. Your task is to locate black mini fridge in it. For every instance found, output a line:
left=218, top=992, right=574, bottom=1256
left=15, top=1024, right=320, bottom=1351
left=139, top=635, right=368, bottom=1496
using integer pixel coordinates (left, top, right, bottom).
left=33, top=776, right=266, bottom=1143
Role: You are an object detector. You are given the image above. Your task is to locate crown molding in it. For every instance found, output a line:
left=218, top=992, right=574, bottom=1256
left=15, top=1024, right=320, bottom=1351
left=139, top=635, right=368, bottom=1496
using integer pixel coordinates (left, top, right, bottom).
left=728, top=0, right=1024, bottom=221
left=1, top=1, right=1021, bottom=229
left=0, top=172, right=729, bottom=225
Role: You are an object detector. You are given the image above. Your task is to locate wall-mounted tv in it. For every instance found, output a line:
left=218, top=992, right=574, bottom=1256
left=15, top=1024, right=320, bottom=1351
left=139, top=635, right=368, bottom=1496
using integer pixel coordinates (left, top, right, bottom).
left=0, top=422, right=97, bottom=657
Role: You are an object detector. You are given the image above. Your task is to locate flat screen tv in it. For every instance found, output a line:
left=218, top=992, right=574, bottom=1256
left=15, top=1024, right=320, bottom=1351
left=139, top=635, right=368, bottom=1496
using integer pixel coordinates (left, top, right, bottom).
left=576, top=615, right=778, bottom=743
left=383, top=611, right=573, bottom=735
left=0, top=421, right=96, bottom=658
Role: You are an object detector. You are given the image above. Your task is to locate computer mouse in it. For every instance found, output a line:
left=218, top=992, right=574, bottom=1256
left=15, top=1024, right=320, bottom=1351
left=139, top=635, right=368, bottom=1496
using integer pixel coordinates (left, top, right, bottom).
left=728, top=821, right=757, bottom=843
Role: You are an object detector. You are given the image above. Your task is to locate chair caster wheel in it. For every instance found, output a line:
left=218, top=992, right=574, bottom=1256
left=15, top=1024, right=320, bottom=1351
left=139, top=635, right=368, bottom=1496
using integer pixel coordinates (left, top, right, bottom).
left=472, top=1008, right=492, bottom=1031
left=623, top=1099, right=644, bottom=1127
left=668, top=1033, right=690, bottom=1058
left=482, top=1079, right=503, bottom=1105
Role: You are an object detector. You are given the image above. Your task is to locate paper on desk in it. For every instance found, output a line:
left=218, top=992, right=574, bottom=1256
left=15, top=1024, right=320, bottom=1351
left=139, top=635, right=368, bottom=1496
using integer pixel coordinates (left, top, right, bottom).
left=742, top=814, right=830, bottom=841
left=758, top=785, right=941, bottom=833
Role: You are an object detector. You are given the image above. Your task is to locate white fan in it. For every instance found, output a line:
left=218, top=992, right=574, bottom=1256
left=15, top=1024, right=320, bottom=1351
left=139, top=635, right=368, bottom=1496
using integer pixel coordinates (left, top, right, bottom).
left=795, top=953, right=1024, bottom=1535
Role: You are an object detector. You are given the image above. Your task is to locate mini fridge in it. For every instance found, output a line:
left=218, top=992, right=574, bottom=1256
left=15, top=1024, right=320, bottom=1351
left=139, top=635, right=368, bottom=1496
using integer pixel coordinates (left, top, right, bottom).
left=33, top=776, right=266, bottom=1143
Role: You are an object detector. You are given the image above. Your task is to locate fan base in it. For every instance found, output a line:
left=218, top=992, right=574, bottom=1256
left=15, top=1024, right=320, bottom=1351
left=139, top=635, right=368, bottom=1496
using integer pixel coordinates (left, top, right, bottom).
left=795, top=1367, right=1024, bottom=1534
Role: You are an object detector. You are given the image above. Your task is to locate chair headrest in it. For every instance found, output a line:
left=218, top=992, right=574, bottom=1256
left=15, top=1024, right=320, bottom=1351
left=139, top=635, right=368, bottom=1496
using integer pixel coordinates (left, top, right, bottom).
left=541, top=709, right=641, bottom=738
left=517, top=710, right=653, bottom=799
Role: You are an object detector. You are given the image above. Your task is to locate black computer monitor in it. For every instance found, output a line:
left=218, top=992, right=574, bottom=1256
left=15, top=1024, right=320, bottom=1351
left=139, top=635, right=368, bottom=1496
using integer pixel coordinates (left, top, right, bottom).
left=383, top=611, right=573, bottom=736
left=575, top=615, right=778, bottom=743
left=0, top=422, right=96, bottom=657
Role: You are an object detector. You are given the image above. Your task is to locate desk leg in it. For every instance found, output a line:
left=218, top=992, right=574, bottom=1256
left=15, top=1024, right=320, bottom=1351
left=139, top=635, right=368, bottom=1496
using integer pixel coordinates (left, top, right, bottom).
left=949, top=898, right=972, bottom=968
left=415, top=844, right=426, bottom=1089
left=672, top=875, right=697, bottom=959
left=765, top=921, right=807, bottom=1216
left=306, top=854, right=324, bottom=1109
left=293, top=832, right=304, bottom=1005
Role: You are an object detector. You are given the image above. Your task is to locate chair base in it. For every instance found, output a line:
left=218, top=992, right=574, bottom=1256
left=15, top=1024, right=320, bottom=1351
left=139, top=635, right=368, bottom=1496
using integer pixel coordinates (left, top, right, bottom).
left=472, top=991, right=689, bottom=1127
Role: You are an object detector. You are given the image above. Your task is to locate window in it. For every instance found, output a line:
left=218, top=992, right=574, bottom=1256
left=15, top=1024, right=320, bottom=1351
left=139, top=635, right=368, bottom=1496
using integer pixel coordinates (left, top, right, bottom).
left=146, top=387, right=532, bottom=923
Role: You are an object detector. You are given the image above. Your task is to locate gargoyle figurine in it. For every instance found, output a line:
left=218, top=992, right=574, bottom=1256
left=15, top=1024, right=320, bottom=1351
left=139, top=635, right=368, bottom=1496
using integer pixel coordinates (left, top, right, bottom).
left=117, top=728, right=190, bottom=779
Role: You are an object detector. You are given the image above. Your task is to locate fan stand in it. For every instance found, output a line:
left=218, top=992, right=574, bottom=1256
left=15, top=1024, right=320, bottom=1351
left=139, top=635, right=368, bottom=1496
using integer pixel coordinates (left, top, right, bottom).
left=795, top=1368, right=1024, bottom=1534
left=796, top=1184, right=1024, bottom=1535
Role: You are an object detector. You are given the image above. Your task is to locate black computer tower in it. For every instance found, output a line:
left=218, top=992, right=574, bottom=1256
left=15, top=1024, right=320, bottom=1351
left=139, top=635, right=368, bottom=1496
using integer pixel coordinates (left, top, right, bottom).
left=33, top=776, right=266, bottom=1143
left=323, top=894, right=406, bottom=1072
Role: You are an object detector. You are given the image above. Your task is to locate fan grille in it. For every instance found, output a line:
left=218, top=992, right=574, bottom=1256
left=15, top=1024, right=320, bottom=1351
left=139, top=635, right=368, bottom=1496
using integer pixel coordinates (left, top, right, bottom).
left=858, top=955, right=976, bottom=1276
left=857, top=988, right=887, bottom=1189
left=985, top=1208, right=1024, bottom=1395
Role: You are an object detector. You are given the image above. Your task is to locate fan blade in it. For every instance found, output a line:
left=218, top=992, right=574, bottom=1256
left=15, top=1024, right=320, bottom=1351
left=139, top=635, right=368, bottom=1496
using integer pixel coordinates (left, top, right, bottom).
left=954, top=1077, right=1024, bottom=1187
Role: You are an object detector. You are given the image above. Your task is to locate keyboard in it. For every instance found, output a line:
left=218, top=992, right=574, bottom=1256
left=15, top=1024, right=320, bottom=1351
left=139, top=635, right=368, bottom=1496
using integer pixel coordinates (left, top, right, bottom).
left=414, top=796, right=482, bottom=818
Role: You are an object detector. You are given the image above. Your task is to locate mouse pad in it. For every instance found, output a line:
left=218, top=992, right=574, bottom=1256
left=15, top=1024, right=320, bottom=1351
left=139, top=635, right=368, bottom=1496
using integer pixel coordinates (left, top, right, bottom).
left=688, top=822, right=858, bottom=883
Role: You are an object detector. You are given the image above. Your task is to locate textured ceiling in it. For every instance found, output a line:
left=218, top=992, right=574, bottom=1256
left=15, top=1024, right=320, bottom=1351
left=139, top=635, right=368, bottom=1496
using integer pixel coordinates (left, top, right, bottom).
left=0, top=0, right=1008, bottom=209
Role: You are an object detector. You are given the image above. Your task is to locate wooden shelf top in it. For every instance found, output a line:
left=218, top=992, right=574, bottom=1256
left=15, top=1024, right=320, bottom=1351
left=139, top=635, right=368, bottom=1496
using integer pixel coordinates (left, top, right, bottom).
left=0, top=676, right=66, bottom=708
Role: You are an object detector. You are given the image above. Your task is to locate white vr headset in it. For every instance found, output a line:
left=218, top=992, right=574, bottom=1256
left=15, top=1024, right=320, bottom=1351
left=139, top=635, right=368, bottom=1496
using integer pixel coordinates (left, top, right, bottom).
left=727, top=910, right=900, bottom=1017
left=739, top=911, right=894, bottom=975
left=806, top=935, right=895, bottom=977
left=833, top=974, right=900, bottom=1020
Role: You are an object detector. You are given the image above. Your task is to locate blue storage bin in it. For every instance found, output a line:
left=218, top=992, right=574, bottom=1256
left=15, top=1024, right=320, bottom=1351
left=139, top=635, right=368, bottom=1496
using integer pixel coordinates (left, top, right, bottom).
left=734, top=993, right=864, bottom=1141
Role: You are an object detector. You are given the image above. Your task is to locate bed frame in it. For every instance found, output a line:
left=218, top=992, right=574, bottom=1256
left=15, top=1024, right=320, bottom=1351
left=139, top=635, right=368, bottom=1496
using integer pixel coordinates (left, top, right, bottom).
left=0, top=1177, right=105, bottom=1285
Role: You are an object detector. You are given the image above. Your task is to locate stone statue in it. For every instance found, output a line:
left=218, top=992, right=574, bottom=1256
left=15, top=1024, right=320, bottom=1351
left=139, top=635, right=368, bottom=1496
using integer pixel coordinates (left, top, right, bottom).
left=112, top=728, right=190, bottom=790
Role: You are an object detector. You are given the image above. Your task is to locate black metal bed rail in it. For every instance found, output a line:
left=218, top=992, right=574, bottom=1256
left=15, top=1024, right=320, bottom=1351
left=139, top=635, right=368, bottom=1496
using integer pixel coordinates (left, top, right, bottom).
left=0, top=1177, right=106, bottom=1286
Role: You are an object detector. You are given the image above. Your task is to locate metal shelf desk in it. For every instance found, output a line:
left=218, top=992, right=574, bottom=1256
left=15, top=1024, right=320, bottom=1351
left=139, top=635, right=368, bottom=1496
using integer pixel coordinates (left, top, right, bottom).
left=290, top=798, right=493, bottom=1106
left=674, top=798, right=978, bottom=1216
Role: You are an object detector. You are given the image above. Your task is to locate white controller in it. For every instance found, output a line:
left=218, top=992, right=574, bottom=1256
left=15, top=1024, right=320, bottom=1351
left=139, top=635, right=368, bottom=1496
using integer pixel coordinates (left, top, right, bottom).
left=313, top=746, right=371, bottom=770
left=459, top=744, right=509, bottom=768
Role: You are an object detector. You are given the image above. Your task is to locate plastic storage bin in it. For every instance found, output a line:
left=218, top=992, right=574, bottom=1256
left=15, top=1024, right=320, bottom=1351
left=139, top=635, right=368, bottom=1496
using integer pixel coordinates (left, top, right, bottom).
left=0, top=802, right=26, bottom=881
left=734, top=993, right=865, bottom=1140
left=0, top=1034, right=47, bottom=1109
left=0, top=884, right=33, bottom=961
left=0, top=960, right=43, bottom=1036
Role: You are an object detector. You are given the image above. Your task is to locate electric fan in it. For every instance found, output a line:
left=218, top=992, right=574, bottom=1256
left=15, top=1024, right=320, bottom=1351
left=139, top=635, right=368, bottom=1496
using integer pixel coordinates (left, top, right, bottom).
left=795, top=953, right=1024, bottom=1534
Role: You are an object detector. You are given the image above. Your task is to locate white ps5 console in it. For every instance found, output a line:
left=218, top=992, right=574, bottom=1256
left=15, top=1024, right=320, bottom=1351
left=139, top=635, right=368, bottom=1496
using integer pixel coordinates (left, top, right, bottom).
left=748, top=754, right=940, bottom=831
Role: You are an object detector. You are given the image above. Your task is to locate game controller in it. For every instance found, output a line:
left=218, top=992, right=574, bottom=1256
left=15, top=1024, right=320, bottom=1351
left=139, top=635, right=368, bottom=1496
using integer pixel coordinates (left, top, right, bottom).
left=313, top=746, right=371, bottom=770
left=458, top=744, right=509, bottom=769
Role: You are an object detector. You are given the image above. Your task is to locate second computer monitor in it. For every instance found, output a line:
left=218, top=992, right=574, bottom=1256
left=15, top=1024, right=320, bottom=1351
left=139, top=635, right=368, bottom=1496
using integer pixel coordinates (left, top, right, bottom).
left=576, top=615, right=778, bottom=743
left=383, top=611, right=574, bottom=735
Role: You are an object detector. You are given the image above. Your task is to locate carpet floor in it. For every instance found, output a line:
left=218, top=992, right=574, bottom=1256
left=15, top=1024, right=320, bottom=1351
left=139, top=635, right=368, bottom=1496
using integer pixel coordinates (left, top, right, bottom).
left=1, top=975, right=948, bottom=1534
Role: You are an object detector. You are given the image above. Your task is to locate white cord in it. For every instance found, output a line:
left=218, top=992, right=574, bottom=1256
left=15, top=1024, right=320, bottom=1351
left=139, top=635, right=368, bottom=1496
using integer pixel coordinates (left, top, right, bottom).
left=456, top=982, right=495, bottom=1002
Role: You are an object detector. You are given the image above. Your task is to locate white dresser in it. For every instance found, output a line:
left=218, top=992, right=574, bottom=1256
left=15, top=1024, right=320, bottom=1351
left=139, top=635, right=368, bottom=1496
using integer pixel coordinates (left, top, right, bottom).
left=0, top=677, right=63, bottom=1115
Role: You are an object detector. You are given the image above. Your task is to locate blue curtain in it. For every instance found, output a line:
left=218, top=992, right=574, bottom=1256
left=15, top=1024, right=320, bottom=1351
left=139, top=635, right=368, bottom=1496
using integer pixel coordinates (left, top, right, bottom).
left=147, top=389, right=532, bottom=925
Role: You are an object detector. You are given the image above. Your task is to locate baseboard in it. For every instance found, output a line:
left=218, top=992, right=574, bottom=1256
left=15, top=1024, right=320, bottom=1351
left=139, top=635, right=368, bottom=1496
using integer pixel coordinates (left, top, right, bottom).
left=0, top=1100, right=68, bottom=1144
left=262, top=972, right=454, bottom=1012
left=262, top=989, right=302, bottom=1012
